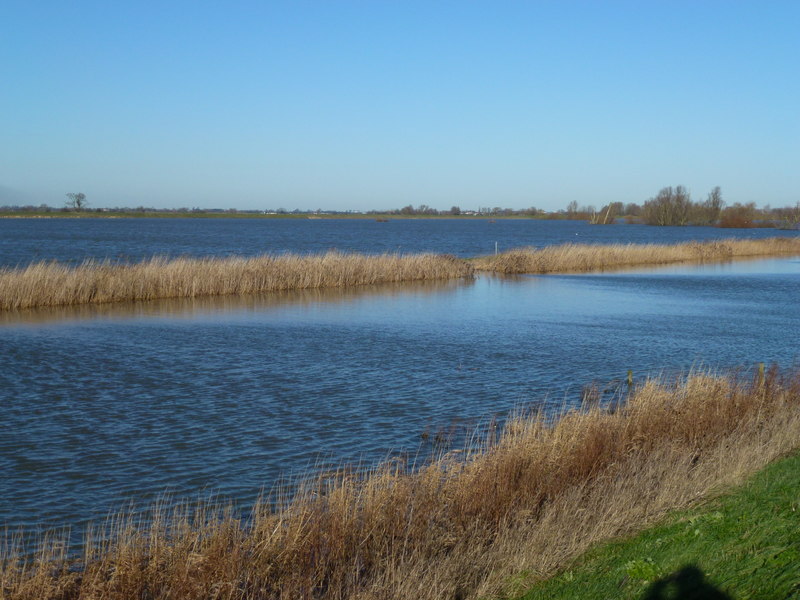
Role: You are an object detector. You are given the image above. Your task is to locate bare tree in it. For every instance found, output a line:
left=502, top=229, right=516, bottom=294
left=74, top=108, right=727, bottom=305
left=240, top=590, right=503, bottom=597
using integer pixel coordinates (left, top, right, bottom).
left=672, top=185, right=692, bottom=225
left=65, top=192, right=87, bottom=211
left=642, top=186, right=692, bottom=226
left=566, top=200, right=579, bottom=217
left=624, top=202, right=642, bottom=216
left=699, top=186, right=724, bottom=224
left=720, top=202, right=757, bottom=228
left=776, top=202, right=800, bottom=229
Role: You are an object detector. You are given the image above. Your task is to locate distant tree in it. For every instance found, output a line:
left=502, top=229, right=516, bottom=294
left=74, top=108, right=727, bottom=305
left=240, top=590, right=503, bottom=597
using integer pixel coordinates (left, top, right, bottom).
left=642, top=186, right=692, bottom=226
left=775, top=202, right=800, bottom=228
left=707, top=186, right=723, bottom=215
left=590, top=201, right=623, bottom=224
left=689, top=186, right=724, bottom=225
left=673, top=186, right=692, bottom=224
left=65, top=192, right=87, bottom=211
left=566, top=200, right=579, bottom=217
left=720, top=202, right=757, bottom=228
left=624, top=202, right=642, bottom=216
left=450, top=205, right=461, bottom=216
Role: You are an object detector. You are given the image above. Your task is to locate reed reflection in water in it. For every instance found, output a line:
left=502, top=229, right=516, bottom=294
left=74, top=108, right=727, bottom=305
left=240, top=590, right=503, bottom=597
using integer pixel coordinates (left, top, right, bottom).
left=0, top=278, right=472, bottom=327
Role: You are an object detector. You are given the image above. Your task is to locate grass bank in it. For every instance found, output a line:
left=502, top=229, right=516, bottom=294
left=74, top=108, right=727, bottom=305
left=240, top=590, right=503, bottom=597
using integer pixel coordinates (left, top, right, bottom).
left=3, top=366, right=800, bottom=599
left=0, top=252, right=473, bottom=310
left=516, top=450, right=800, bottom=599
left=473, top=237, right=800, bottom=274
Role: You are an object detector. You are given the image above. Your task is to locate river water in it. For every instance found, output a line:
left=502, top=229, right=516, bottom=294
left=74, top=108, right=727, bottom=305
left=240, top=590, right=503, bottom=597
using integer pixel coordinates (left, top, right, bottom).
left=1, top=218, right=799, bottom=542
left=1, top=216, right=798, bottom=266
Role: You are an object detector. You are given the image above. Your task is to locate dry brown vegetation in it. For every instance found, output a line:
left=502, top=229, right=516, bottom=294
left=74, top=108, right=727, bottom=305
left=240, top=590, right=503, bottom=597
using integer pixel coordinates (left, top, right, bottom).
left=3, top=238, right=800, bottom=310
left=0, top=252, right=473, bottom=310
left=473, top=236, right=800, bottom=274
left=0, top=279, right=465, bottom=326
left=4, top=366, right=800, bottom=600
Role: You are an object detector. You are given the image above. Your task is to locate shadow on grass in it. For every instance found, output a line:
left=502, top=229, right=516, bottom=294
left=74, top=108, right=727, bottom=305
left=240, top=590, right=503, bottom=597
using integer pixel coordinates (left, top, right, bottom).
left=641, top=565, right=731, bottom=600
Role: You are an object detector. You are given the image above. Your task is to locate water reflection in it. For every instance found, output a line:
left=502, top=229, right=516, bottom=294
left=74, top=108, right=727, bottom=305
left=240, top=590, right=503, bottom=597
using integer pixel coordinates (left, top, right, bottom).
left=1, top=257, right=798, bottom=542
left=0, top=278, right=472, bottom=327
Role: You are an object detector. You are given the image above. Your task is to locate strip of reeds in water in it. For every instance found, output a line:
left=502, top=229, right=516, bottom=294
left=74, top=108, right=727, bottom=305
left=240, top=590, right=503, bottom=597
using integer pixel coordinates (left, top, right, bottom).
left=4, top=365, right=799, bottom=599
left=3, top=238, right=800, bottom=310
left=473, top=236, right=800, bottom=274
left=0, top=252, right=473, bottom=310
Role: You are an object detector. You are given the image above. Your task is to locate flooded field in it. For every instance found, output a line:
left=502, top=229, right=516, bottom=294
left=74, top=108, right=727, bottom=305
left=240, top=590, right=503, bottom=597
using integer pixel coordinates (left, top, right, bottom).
left=2, top=253, right=799, bottom=537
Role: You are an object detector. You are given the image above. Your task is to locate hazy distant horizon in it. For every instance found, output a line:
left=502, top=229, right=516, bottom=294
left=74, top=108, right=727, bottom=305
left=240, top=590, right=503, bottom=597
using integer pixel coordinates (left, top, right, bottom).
left=2, top=183, right=797, bottom=215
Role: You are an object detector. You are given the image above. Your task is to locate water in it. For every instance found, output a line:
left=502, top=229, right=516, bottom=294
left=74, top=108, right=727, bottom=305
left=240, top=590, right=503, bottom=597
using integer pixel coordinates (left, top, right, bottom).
left=1, top=217, right=798, bottom=267
left=1, top=218, right=800, bottom=544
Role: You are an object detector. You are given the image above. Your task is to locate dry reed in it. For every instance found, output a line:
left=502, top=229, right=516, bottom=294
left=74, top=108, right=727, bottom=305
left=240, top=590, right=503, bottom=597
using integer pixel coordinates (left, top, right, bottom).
left=4, top=237, right=799, bottom=310
left=4, top=366, right=800, bottom=600
left=0, top=252, right=473, bottom=310
left=473, top=236, right=800, bottom=274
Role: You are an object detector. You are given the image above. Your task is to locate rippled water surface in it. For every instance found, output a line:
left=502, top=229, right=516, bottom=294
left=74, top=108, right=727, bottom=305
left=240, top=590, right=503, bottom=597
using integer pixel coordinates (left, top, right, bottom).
left=1, top=218, right=800, bottom=544
left=1, top=217, right=798, bottom=266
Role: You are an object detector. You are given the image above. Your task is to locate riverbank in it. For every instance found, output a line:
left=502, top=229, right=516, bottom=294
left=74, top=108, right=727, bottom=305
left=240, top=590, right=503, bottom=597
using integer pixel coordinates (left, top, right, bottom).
left=472, top=236, right=800, bottom=274
left=517, top=449, right=800, bottom=599
left=3, top=366, right=799, bottom=599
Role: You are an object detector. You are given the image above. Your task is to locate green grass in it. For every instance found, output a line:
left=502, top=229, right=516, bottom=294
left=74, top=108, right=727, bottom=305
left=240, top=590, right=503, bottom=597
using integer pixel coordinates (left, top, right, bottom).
left=513, top=451, right=800, bottom=600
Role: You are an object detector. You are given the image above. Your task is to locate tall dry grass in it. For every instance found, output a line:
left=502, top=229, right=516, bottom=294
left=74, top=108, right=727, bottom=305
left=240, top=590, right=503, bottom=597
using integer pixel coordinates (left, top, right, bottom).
left=4, top=237, right=799, bottom=310
left=4, top=366, right=800, bottom=600
left=473, top=236, right=800, bottom=274
left=0, top=279, right=465, bottom=327
left=0, top=252, right=473, bottom=310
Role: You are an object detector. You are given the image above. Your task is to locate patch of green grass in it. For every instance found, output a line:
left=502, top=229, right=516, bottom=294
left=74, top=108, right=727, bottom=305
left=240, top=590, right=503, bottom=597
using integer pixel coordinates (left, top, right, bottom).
left=514, top=451, right=800, bottom=600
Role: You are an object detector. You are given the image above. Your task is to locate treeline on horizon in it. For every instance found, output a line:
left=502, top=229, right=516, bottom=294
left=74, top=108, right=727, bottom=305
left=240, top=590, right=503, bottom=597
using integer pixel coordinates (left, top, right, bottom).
left=2, top=185, right=799, bottom=228
left=575, top=185, right=800, bottom=229
left=385, top=185, right=800, bottom=229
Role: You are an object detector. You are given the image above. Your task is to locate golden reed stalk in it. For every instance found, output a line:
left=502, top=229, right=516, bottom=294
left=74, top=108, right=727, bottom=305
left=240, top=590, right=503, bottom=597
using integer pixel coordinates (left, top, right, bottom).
left=0, top=252, right=473, bottom=310
left=473, top=236, right=800, bottom=273
left=4, top=367, right=799, bottom=599
left=2, top=238, right=799, bottom=310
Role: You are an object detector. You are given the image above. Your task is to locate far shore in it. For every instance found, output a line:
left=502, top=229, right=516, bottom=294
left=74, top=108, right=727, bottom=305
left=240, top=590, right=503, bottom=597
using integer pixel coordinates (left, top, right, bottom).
left=0, top=211, right=540, bottom=220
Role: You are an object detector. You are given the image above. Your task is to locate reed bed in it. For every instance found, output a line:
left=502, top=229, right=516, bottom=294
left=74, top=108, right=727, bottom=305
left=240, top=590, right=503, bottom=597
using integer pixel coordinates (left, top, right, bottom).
left=0, top=252, right=473, bottom=310
left=4, top=237, right=800, bottom=310
left=4, top=366, right=800, bottom=600
left=473, top=236, right=800, bottom=274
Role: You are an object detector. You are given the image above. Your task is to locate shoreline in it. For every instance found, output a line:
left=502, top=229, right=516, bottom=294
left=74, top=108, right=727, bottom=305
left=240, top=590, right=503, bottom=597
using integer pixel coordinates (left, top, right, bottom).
left=1, top=238, right=799, bottom=311
left=0, top=212, right=540, bottom=220
left=4, top=366, right=799, bottom=599
left=472, top=236, right=800, bottom=274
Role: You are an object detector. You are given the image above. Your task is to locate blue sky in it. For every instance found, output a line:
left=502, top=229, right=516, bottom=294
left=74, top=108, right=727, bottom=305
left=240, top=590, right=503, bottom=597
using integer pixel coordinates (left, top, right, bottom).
left=2, top=1, right=798, bottom=211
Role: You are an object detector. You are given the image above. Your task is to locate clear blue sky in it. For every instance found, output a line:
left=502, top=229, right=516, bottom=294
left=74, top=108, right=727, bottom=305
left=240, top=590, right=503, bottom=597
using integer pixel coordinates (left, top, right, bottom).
left=2, top=1, right=798, bottom=211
